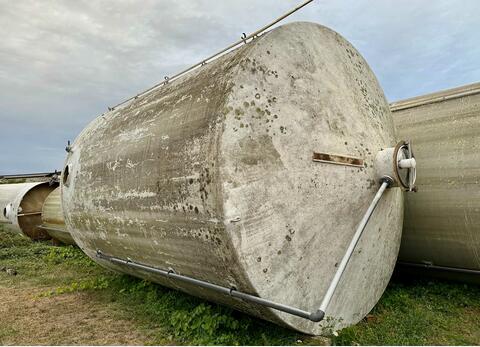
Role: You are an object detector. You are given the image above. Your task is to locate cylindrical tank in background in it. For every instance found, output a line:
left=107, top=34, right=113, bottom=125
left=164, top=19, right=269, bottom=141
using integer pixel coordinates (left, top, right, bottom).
left=392, top=82, right=480, bottom=283
left=0, top=182, right=57, bottom=240
left=62, top=22, right=405, bottom=334
left=40, top=187, right=75, bottom=245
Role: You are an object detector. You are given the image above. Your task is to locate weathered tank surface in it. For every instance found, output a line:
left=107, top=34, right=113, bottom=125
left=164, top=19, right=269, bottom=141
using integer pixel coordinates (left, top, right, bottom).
left=62, top=22, right=404, bottom=334
left=0, top=182, right=56, bottom=240
left=392, top=82, right=480, bottom=282
left=40, top=187, right=75, bottom=245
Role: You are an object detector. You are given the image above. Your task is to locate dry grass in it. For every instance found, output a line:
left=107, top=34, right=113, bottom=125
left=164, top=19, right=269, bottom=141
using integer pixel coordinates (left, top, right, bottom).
left=0, top=287, right=152, bottom=345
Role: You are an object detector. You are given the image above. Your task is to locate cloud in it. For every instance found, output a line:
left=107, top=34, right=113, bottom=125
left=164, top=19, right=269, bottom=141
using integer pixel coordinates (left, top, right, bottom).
left=0, top=0, right=479, bottom=173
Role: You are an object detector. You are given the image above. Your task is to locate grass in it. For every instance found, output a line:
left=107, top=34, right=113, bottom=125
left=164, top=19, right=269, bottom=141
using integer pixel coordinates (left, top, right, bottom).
left=1, top=223, right=479, bottom=345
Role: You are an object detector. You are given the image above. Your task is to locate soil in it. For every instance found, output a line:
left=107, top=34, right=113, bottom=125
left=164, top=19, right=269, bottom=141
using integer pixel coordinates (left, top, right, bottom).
left=0, top=286, right=151, bottom=345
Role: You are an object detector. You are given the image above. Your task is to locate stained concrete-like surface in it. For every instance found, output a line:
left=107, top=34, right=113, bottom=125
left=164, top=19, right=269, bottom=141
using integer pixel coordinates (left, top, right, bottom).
left=62, top=22, right=403, bottom=334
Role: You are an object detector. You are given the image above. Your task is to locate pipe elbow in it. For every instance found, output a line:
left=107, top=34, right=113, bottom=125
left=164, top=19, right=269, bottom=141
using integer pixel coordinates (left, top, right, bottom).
left=309, top=310, right=325, bottom=322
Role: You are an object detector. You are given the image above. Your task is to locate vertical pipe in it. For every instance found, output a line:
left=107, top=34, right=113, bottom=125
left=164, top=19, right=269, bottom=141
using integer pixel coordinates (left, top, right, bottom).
left=318, top=179, right=391, bottom=313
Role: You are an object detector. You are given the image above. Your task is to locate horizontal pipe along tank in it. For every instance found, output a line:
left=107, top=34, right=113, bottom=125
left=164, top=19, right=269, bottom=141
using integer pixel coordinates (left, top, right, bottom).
left=62, top=22, right=407, bottom=334
left=0, top=182, right=57, bottom=240
left=40, top=187, right=75, bottom=245
left=392, top=82, right=480, bottom=283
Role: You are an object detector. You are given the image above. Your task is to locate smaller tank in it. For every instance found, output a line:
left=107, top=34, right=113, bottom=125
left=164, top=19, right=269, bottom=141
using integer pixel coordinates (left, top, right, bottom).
left=40, top=187, right=75, bottom=245
left=0, top=182, right=57, bottom=240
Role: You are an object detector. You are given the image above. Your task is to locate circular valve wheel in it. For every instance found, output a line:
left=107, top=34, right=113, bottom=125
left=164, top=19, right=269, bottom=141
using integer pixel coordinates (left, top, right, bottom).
left=393, top=140, right=417, bottom=191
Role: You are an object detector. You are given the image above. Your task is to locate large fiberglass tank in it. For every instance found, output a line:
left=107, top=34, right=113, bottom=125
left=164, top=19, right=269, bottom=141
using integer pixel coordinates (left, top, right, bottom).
left=0, top=182, right=56, bottom=240
left=392, top=82, right=480, bottom=283
left=62, top=22, right=415, bottom=334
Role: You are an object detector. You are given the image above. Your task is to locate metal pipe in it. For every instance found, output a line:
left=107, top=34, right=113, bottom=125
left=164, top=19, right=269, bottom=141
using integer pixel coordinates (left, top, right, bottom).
left=317, top=177, right=392, bottom=314
left=111, top=0, right=314, bottom=110
left=397, top=261, right=480, bottom=276
left=17, top=211, right=42, bottom=217
left=0, top=171, right=60, bottom=180
left=96, top=251, right=320, bottom=321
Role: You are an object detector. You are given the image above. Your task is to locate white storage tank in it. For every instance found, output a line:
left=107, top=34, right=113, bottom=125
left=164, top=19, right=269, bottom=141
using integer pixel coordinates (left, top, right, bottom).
left=392, top=82, right=480, bottom=283
left=62, top=22, right=415, bottom=334
left=0, top=182, right=56, bottom=240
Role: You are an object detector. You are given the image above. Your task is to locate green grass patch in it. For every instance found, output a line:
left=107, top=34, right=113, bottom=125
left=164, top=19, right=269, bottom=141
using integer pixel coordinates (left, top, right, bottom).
left=1, top=223, right=479, bottom=345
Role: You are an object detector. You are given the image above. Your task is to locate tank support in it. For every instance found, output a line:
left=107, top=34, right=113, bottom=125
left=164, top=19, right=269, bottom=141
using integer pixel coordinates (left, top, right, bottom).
left=96, top=176, right=393, bottom=323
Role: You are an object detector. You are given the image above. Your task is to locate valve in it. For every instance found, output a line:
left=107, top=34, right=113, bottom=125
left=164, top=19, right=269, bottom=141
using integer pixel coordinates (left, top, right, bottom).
left=375, top=140, right=417, bottom=191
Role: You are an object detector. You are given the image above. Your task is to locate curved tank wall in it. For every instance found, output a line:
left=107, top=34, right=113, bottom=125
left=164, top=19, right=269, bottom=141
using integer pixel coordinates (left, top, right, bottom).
left=391, top=82, right=480, bottom=283
left=0, top=182, right=56, bottom=240
left=62, top=22, right=403, bottom=334
left=40, top=187, right=75, bottom=245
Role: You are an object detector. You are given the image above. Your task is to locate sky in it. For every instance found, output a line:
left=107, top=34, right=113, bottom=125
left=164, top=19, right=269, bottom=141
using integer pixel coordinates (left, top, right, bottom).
left=1, top=0, right=479, bottom=174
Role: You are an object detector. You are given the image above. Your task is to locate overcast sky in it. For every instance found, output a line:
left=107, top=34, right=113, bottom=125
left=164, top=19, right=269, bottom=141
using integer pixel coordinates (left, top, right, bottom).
left=1, top=0, right=479, bottom=174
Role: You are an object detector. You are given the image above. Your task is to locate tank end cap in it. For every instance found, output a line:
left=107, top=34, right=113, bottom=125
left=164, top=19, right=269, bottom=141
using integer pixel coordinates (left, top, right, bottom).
left=309, top=310, right=325, bottom=322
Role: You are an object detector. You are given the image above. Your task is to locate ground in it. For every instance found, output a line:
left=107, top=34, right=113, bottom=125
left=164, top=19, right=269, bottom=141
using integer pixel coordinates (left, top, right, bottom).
left=0, top=224, right=479, bottom=345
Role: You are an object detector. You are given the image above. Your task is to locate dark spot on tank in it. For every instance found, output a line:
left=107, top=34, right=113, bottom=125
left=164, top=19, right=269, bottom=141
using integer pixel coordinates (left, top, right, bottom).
left=268, top=242, right=272, bottom=246
left=194, top=206, right=199, bottom=214
left=277, top=250, right=282, bottom=255
left=289, top=229, right=295, bottom=235
left=243, top=101, right=250, bottom=108
left=240, top=85, right=244, bottom=88
left=265, top=109, right=271, bottom=115
left=189, top=205, right=193, bottom=210
left=263, top=268, right=268, bottom=273
left=335, top=262, right=338, bottom=267
left=344, top=141, right=348, bottom=145
left=255, top=93, right=261, bottom=99
left=267, top=50, right=271, bottom=54
left=257, top=257, right=262, bottom=262
left=273, top=114, right=278, bottom=119
left=189, top=178, right=194, bottom=184
left=285, top=235, right=292, bottom=242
